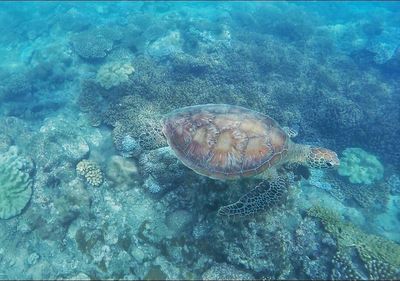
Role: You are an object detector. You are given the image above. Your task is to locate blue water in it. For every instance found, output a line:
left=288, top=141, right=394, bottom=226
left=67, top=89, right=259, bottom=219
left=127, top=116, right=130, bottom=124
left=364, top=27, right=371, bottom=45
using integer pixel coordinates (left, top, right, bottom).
left=0, top=2, right=399, bottom=280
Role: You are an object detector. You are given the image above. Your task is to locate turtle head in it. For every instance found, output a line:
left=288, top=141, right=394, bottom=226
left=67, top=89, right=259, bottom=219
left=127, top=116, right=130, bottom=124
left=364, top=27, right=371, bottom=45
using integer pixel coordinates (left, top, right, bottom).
left=306, top=147, right=340, bottom=169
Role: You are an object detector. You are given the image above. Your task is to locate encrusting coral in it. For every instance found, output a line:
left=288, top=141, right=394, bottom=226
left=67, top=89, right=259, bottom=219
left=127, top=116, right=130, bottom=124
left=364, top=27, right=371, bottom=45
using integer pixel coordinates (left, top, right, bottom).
left=76, top=159, right=104, bottom=187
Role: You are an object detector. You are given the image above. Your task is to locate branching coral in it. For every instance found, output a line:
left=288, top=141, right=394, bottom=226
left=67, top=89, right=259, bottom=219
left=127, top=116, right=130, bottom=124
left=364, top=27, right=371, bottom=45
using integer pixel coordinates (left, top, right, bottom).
left=332, top=250, right=399, bottom=280
left=0, top=146, right=34, bottom=219
left=308, top=205, right=400, bottom=279
left=96, top=61, right=135, bottom=90
left=331, top=251, right=362, bottom=280
left=365, top=259, right=399, bottom=280
left=338, top=147, right=384, bottom=185
left=76, top=159, right=104, bottom=187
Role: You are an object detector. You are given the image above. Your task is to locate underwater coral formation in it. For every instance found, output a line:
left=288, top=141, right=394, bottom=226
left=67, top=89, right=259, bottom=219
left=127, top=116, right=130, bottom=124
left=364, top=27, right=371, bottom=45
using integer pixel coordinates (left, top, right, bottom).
left=1, top=2, right=400, bottom=280
left=76, top=159, right=104, bottom=187
left=138, top=147, right=187, bottom=196
left=308, top=205, right=400, bottom=279
left=105, top=155, right=140, bottom=191
left=202, top=263, right=254, bottom=280
left=112, top=126, right=143, bottom=158
left=106, top=98, right=167, bottom=151
left=315, top=169, right=390, bottom=211
left=71, top=27, right=117, bottom=59
left=0, top=72, right=32, bottom=101
left=387, top=174, right=400, bottom=194
left=338, top=147, right=384, bottom=184
left=96, top=61, right=135, bottom=89
left=0, top=146, right=34, bottom=219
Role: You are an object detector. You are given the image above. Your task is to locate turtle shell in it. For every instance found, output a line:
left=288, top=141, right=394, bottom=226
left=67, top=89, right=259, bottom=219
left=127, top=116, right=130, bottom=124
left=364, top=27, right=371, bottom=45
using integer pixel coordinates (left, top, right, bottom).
left=162, top=104, right=289, bottom=180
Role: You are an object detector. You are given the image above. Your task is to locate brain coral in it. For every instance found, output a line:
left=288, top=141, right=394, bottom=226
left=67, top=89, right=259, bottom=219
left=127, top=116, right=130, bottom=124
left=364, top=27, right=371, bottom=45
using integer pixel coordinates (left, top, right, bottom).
left=338, top=147, right=384, bottom=185
left=0, top=147, right=33, bottom=219
left=96, top=61, right=135, bottom=89
left=76, top=159, right=103, bottom=187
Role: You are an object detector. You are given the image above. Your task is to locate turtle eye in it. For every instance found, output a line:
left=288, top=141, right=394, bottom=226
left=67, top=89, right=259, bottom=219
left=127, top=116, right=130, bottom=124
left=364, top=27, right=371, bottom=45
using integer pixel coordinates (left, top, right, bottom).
left=326, top=162, right=332, bottom=167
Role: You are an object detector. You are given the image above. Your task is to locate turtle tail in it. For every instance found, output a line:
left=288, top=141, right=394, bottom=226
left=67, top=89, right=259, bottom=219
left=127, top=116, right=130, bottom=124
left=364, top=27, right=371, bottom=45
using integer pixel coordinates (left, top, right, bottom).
left=217, top=176, right=289, bottom=218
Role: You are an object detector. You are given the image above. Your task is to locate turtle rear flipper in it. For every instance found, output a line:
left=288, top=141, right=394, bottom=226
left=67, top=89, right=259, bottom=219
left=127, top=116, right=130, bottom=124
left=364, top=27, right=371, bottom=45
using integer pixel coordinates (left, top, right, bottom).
left=218, top=176, right=289, bottom=218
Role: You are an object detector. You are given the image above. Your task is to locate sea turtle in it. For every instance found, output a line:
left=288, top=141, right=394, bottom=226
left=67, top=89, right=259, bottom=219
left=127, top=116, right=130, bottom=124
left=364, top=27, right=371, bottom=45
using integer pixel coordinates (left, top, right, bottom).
left=162, top=104, right=339, bottom=217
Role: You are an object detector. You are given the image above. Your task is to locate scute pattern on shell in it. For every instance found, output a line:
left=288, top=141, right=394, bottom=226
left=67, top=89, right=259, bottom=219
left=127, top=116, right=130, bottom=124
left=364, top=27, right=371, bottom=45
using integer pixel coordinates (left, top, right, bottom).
left=162, top=104, right=289, bottom=179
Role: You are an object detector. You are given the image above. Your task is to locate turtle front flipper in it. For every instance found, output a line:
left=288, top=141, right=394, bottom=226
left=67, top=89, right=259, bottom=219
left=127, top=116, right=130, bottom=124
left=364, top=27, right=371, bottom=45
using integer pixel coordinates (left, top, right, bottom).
left=218, top=176, right=289, bottom=218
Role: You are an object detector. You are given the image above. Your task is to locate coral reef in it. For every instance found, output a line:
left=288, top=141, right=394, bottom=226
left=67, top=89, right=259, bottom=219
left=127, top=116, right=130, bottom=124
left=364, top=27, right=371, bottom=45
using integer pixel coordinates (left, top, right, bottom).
left=320, top=170, right=391, bottom=211
left=1, top=2, right=400, bottom=280
left=338, top=147, right=384, bottom=185
left=308, top=169, right=333, bottom=191
left=57, top=7, right=91, bottom=32
left=139, top=147, right=187, bottom=195
left=308, top=205, right=400, bottom=279
left=76, top=159, right=104, bottom=187
left=120, top=135, right=141, bottom=158
left=0, top=72, right=32, bottom=101
left=216, top=216, right=296, bottom=279
left=292, top=216, right=336, bottom=280
left=30, top=119, right=90, bottom=170
left=387, top=174, right=400, bottom=195
left=202, top=263, right=254, bottom=280
left=105, top=97, right=167, bottom=151
left=96, top=61, right=135, bottom=89
left=71, top=27, right=115, bottom=59
left=112, top=127, right=142, bottom=158
left=146, top=31, right=183, bottom=59
left=331, top=250, right=400, bottom=280
left=331, top=251, right=363, bottom=280
left=105, top=155, right=140, bottom=191
left=0, top=146, right=34, bottom=219
left=143, top=176, right=162, bottom=194
left=78, top=79, right=107, bottom=127
left=0, top=133, right=13, bottom=152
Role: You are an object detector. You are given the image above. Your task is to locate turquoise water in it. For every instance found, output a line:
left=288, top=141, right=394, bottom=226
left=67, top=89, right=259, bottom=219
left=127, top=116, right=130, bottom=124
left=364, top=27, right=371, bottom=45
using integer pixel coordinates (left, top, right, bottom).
left=0, top=2, right=399, bottom=280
